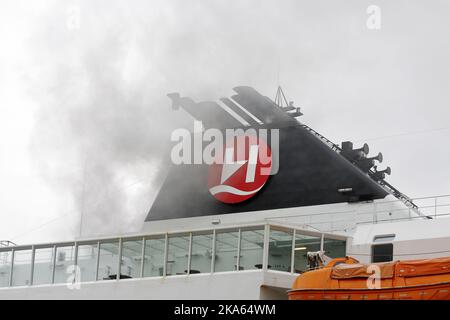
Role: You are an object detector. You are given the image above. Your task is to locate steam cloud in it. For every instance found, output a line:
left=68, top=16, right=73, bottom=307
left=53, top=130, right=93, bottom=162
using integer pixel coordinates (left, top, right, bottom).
left=20, top=0, right=450, bottom=239
left=28, top=0, right=286, bottom=238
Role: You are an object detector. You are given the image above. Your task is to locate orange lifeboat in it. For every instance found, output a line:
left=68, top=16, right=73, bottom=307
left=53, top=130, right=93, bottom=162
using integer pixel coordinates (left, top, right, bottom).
left=288, top=257, right=450, bottom=300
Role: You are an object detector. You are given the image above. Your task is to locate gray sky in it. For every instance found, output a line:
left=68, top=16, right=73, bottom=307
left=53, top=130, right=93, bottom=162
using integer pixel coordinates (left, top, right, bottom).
left=1, top=0, right=450, bottom=244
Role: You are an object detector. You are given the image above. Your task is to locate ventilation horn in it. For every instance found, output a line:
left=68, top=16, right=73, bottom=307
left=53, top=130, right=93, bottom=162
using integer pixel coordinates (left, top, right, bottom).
left=340, top=141, right=370, bottom=161
left=371, top=166, right=392, bottom=181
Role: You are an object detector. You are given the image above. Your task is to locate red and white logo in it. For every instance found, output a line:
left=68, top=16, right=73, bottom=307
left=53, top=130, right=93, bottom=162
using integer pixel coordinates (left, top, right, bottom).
left=208, top=135, right=272, bottom=203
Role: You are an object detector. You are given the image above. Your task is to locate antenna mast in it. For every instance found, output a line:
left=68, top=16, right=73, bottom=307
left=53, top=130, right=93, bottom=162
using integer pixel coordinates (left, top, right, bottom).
left=274, top=86, right=290, bottom=108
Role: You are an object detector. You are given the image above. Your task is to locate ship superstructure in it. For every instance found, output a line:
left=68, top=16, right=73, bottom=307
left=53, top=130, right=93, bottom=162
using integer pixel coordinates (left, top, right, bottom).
left=0, top=86, right=449, bottom=300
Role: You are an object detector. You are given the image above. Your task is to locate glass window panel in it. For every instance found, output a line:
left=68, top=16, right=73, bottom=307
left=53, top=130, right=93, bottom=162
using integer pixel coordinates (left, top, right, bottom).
left=324, top=238, right=346, bottom=259
left=77, top=243, right=98, bottom=282
left=143, top=237, right=165, bottom=277
left=166, top=234, right=190, bottom=276
left=214, top=230, right=239, bottom=272
left=0, top=250, right=12, bottom=287
left=190, top=232, right=213, bottom=274
left=12, top=249, right=32, bottom=286
left=268, top=228, right=293, bottom=272
left=33, top=247, right=54, bottom=285
left=121, top=239, right=143, bottom=279
left=54, top=245, right=75, bottom=284
left=239, top=228, right=264, bottom=271
left=372, top=243, right=393, bottom=263
left=293, top=233, right=321, bottom=273
left=97, top=241, right=119, bottom=280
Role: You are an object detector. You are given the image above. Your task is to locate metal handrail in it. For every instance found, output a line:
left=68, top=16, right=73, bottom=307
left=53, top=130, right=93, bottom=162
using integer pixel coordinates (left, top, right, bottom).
left=0, top=223, right=337, bottom=289
left=263, top=194, right=450, bottom=233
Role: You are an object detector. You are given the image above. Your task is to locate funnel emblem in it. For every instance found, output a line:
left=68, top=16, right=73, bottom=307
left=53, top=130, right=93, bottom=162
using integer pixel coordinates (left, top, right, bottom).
left=208, top=135, right=272, bottom=203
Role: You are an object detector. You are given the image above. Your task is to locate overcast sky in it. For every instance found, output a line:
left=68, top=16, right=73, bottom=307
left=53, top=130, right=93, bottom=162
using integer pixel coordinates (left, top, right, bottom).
left=1, top=0, right=450, bottom=244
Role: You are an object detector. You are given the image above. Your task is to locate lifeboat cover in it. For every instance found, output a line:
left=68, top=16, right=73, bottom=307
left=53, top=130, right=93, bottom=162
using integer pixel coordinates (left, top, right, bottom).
left=331, top=262, right=394, bottom=279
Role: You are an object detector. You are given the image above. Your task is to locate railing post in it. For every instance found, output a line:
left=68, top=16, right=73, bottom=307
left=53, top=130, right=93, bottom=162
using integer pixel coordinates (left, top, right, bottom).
left=236, top=229, right=241, bottom=271
left=9, top=248, right=15, bottom=287
left=117, top=238, right=122, bottom=281
left=51, top=245, right=57, bottom=284
left=435, top=197, right=438, bottom=218
left=73, top=242, right=78, bottom=268
left=211, top=229, right=216, bottom=273
left=30, top=246, right=35, bottom=286
left=290, top=229, right=296, bottom=275
left=262, top=224, right=270, bottom=272
left=140, top=237, right=146, bottom=278
left=187, top=233, right=193, bottom=275
left=320, top=233, right=325, bottom=252
left=95, top=241, right=100, bottom=281
left=163, top=233, right=168, bottom=277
